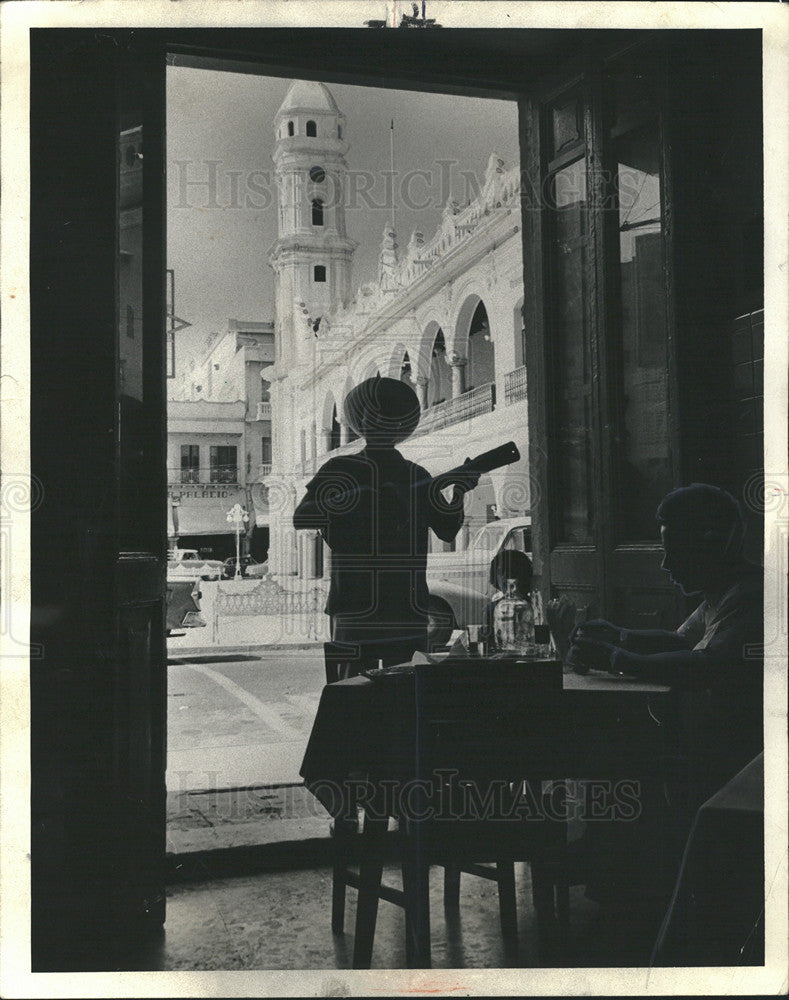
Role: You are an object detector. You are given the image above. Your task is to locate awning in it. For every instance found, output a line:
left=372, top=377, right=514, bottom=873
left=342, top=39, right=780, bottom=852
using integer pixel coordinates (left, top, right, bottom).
left=168, top=484, right=248, bottom=537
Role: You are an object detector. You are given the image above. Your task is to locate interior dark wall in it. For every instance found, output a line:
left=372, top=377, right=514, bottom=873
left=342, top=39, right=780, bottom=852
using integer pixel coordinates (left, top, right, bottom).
left=30, top=30, right=120, bottom=970
left=666, top=32, right=763, bottom=493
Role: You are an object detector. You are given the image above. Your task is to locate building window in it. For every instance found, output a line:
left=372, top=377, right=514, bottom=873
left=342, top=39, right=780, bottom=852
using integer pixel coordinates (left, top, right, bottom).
left=306, top=120, right=317, bottom=137
left=467, top=301, right=494, bottom=390
left=330, top=405, right=341, bottom=451
left=309, top=165, right=325, bottom=183
left=209, top=445, right=237, bottom=484
left=338, top=124, right=342, bottom=139
left=429, top=329, right=448, bottom=406
left=180, top=444, right=199, bottom=484
left=261, top=436, right=272, bottom=464
left=314, top=265, right=326, bottom=283
left=126, top=304, right=135, bottom=339
left=287, top=120, right=294, bottom=137
left=312, top=198, right=324, bottom=226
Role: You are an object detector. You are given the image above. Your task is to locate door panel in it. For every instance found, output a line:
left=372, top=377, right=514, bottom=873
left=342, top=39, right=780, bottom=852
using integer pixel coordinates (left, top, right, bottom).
left=114, top=41, right=169, bottom=934
left=531, top=59, right=682, bottom=628
left=31, top=32, right=168, bottom=969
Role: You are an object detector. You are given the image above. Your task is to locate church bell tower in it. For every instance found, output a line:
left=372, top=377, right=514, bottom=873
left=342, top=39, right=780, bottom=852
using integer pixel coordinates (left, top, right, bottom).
left=269, top=80, right=356, bottom=368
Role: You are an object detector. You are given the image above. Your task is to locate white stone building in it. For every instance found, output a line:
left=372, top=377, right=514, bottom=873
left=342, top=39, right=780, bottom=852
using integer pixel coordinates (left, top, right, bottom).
left=167, top=319, right=275, bottom=560
left=264, top=80, right=530, bottom=579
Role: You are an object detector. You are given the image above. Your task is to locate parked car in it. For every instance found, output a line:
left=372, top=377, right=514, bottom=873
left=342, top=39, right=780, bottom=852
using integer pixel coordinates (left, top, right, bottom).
left=426, top=516, right=532, bottom=597
left=426, top=579, right=488, bottom=649
left=221, top=555, right=269, bottom=580
left=167, top=548, right=225, bottom=581
left=166, top=578, right=206, bottom=636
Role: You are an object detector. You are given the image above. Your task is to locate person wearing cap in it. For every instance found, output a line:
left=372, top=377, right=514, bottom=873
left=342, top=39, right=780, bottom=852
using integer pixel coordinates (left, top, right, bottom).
left=293, top=375, right=480, bottom=674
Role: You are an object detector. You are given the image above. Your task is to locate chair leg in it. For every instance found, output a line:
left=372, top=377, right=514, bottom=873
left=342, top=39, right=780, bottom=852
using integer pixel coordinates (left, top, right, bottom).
left=331, top=865, right=347, bottom=935
left=496, top=860, right=518, bottom=960
left=556, top=880, right=570, bottom=936
left=443, top=865, right=461, bottom=908
left=352, top=857, right=384, bottom=968
left=331, top=815, right=356, bottom=934
left=351, top=814, right=388, bottom=969
left=531, top=861, right=558, bottom=966
left=401, top=826, right=431, bottom=968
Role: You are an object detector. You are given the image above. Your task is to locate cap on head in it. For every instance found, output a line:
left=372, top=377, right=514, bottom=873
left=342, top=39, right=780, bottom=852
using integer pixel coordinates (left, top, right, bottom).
left=343, top=375, right=421, bottom=444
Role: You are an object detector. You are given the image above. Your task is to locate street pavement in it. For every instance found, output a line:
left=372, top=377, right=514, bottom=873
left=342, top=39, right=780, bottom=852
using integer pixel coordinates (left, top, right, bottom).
left=166, top=646, right=332, bottom=853
left=167, top=647, right=325, bottom=791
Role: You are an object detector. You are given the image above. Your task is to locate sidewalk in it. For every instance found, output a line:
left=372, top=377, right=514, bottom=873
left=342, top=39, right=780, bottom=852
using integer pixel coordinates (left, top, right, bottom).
left=167, top=782, right=333, bottom=855
left=167, top=579, right=330, bottom=654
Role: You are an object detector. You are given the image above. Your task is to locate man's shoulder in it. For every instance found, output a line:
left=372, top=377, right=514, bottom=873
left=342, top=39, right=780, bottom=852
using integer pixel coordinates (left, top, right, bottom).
left=404, top=459, right=431, bottom=480
left=715, top=563, right=763, bottom=615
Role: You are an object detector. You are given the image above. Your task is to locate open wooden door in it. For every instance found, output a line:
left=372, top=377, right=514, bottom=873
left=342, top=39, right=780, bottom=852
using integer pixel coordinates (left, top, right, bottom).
left=30, top=32, right=168, bottom=970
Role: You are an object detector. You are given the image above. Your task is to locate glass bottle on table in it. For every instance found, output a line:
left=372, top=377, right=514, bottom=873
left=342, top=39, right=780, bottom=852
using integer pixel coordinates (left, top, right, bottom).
left=492, top=577, right=535, bottom=655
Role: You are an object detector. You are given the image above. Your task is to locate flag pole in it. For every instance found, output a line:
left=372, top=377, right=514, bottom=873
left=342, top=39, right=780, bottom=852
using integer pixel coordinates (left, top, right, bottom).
left=389, top=118, right=396, bottom=239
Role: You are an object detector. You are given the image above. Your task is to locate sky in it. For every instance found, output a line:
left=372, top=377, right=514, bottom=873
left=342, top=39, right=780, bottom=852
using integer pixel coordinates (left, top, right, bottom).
left=166, top=66, right=519, bottom=372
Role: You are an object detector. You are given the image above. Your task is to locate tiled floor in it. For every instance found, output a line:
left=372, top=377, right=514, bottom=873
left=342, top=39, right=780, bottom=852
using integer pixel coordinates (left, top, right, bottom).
left=149, top=862, right=665, bottom=971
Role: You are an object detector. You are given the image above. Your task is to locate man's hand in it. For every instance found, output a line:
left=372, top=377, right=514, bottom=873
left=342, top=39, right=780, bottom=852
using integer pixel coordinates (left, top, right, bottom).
left=447, top=459, right=482, bottom=495
left=545, top=596, right=577, bottom=661
left=567, top=636, right=616, bottom=674
left=571, top=618, right=620, bottom=645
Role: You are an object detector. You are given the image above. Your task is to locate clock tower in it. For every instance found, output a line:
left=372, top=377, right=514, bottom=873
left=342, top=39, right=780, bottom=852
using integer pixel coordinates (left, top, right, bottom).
left=269, top=80, right=356, bottom=369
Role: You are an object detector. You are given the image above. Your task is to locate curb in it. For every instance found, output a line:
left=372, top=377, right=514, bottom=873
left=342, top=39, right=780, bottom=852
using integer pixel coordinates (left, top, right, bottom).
left=167, top=642, right=324, bottom=658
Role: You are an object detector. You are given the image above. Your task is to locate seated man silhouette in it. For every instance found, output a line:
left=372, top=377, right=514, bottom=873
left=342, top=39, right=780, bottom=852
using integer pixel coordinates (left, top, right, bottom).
left=570, top=482, right=763, bottom=795
left=566, top=483, right=763, bottom=910
left=293, top=375, right=479, bottom=675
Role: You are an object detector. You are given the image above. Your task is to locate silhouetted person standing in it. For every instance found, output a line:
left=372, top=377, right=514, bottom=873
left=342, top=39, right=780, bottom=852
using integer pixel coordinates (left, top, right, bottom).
left=294, top=376, right=479, bottom=674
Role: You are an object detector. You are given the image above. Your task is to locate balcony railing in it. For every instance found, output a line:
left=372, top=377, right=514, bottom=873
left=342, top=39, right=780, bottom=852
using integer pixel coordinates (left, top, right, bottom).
left=167, top=468, right=239, bottom=485
left=258, top=463, right=273, bottom=480
left=504, top=366, right=528, bottom=405
left=256, top=401, right=272, bottom=421
left=412, top=382, right=495, bottom=436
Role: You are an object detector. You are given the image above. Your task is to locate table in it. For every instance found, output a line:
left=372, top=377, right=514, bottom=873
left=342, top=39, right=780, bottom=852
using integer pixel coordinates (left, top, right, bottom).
left=299, top=658, right=678, bottom=967
left=651, top=752, right=764, bottom=966
left=300, top=662, right=676, bottom=810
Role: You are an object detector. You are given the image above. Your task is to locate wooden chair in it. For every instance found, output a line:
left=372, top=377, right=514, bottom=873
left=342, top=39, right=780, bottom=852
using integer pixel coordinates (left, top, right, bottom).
left=324, top=644, right=521, bottom=965
left=336, top=659, right=566, bottom=967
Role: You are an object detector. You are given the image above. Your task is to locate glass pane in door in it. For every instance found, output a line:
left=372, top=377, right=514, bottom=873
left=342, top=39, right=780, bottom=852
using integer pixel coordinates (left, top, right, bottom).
left=613, top=123, right=672, bottom=540
left=550, top=157, right=594, bottom=545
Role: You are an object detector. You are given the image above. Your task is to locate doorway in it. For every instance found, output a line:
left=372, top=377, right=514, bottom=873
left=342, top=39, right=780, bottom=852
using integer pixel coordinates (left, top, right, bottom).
left=163, top=63, right=527, bottom=850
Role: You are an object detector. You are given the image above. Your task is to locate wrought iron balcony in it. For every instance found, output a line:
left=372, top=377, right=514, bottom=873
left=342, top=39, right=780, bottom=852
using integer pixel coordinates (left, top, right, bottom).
left=412, top=382, right=495, bottom=436
left=256, top=401, right=272, bottom=421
